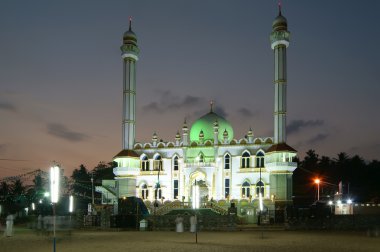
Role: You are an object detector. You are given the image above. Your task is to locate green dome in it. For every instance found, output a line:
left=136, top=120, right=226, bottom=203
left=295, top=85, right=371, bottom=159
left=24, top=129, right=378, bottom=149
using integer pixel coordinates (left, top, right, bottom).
left=190, top=112, right=234, bottom=143
left=272, top=14, right=287, bottom=31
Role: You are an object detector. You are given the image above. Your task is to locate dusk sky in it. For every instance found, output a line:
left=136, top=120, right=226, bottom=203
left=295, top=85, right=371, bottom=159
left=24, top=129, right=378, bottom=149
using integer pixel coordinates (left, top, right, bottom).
left=1, top=0, right=379, bottom=178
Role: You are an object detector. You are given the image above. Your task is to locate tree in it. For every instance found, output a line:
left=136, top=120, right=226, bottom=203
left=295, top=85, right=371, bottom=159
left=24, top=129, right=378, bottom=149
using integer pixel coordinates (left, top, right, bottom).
left=71, top=164, right=91, bottom=197
left=93, top=161, right=116, bottom=184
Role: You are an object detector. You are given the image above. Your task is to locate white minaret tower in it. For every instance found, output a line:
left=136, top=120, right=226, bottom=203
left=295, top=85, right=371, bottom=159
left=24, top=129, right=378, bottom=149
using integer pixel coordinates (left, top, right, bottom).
left=270, top=3, right=289, bottom=144
left=266, top=4, right=297, bottom=208
left=113, top=17, right=140, bottom=202
left=121, top=17, right=139, bottom=149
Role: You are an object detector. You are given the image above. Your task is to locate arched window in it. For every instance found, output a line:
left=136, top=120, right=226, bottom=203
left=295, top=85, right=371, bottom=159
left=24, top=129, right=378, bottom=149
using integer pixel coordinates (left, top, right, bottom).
left=256, top=181, right=264, bottom=196
left=141, top=184, right=148, bottom=199
left=155, top=183, right=162, bottom=199
left=153, top=155, right=163, bottom=171
left=173, top=156, right=179, bottom=171
left=141, top=156, right=150, bottom=171
left=241, top=152, right=250, bottom=168
left=242, top=181, right=250, bottom=198
left=256, top=152, right=264, bottom=168
left=224, top=154, right=231, bottom=169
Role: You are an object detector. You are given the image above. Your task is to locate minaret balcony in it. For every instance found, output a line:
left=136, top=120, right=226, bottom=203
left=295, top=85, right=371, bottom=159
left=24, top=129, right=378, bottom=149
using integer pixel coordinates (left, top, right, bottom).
left=265, top=162, right=297, bottom=172
left=113, top=166, right=140, bottom=177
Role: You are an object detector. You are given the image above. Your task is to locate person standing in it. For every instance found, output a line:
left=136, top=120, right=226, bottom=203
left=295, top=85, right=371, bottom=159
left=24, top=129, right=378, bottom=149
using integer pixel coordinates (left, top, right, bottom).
left=190, top=215, right=197, bottom=233
left=175, top=215, right=184, bottom=233
left=4, top=214, right=14, bottom=237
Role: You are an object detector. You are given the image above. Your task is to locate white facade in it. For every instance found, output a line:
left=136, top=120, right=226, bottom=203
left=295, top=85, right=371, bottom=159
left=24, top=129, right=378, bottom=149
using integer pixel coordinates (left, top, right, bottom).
left=97, top=9, right=298, bottom=210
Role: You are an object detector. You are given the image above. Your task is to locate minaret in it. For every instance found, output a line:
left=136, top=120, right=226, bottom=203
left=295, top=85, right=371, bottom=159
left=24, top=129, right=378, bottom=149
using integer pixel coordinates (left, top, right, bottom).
left=121, top=17, right=139, bottom=150
left=270, top=3, right=289, bottom=144
left=182, top=119, right=189, bottom=146
left=112, top=17, right=140, bottom=202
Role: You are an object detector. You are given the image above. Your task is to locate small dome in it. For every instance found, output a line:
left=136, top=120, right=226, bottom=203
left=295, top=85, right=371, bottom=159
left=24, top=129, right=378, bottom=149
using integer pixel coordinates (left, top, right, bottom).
left=247, top=128, right=253, bottom=137
left=272, top=14, right=287, bottom=31
left=123, top=18, right=138, bottom=45
left=223, top=129, right=228, bottom=137
left=190, top=112, right=234, bottom=142
left=123, top=30, right=137, bottom=45
left=175, top=131, right=181, bottom=139
left=152, top=132, right=158, bottom=140
left=199, top=130, right=204, bottom=138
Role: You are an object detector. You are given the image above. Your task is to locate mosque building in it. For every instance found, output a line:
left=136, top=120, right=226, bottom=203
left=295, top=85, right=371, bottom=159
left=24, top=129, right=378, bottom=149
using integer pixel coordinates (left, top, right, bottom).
left=97, top=6, right=297, bottom=218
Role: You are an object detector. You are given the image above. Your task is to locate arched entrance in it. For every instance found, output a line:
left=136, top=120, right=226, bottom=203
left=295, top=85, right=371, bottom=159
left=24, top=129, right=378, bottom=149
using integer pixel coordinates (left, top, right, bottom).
left=189, top=170, right=209, bottom=207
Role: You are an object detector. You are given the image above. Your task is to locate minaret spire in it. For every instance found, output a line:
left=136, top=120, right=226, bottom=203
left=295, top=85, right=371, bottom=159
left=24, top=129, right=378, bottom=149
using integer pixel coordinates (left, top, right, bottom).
left=129, top=16, right=132, bottom=31
left=210, top=100, right=214, bottom=112
left=278, top=0, right=282, bottom=15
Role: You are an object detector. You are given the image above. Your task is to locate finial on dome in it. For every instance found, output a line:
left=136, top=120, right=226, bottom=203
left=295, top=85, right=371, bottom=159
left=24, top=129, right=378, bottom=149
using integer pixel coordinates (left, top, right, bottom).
left=129, top=16, right=132, bottom=31
left=278, top=0, right=282, bottom=15
left=210, top=100, right=214, bottom=112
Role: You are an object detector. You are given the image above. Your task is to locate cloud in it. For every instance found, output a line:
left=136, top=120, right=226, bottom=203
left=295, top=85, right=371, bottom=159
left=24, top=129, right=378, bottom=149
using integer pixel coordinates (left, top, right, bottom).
left=237, top=107, right=259, bottom=118
left=142, top=90, right=206, bottom=114
left=307, top=133, right=329, bottom=145
left=214, top=106, right=228, bottom=118
left=287, top=119, right=324, bottom=135
left=0, top=101, right=17, bottom=112
left=47, top=123, right=89, bottom=142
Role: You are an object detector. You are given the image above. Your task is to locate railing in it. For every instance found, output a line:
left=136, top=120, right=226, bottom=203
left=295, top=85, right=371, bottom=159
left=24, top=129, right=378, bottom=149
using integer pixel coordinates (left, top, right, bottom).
left=153, top=201, right=228, bottom=216
left=206, top=202, right=228, bottom=215
left=155, top=201, right=189, bottom=215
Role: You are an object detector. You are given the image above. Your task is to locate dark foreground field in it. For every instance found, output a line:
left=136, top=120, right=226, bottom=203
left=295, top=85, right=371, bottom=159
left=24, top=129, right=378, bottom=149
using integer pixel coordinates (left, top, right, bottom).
left=1, top=228, right=379, bottom=252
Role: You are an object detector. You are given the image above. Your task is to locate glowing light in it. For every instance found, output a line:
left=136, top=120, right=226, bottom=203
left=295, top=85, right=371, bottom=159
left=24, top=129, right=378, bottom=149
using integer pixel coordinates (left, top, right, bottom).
left=192, top=184, right=200, bottom=209
left=39, top=199, right=42, bottom=204
left=314, top=178, right=320, bottom=184
left=50, top=166, right=60, bottom=203
left=347, top=199, right=352, bottom=204
left=259, top=193, right=264, bottom=211
left=69, top=195, right=74, bottom=213
left=31, top=203, right=35, bottom=210
left=328, top=201, right=333, bottom=205
left=44, top=192, right=50, bottom=197
left=337, top=200, right=342, bottom=205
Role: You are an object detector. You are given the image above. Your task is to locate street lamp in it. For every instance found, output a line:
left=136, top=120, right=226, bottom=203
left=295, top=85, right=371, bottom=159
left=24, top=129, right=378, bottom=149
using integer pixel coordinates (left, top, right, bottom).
left=314, top=178, right=320, bottom=201
left=69, top=195, right=74, bottom=213
left=50, top=166, right=60, bottom=252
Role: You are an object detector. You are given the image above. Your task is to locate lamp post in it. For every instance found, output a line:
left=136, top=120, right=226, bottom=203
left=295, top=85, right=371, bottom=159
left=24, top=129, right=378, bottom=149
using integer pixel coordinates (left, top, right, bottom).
left=154, top=163, right=161, bottom=229
left=314, top=179, right=320, bottom=201
left=69, top=195, right=74, bottom=229
left=50, top=166, right=60, bottom=252
left=91, top=172, right=94, bottom=205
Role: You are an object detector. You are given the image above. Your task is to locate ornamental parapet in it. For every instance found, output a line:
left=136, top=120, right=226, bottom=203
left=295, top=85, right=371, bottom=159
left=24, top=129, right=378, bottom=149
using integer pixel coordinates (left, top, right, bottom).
left=184, top=162, right=216, bottom=168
